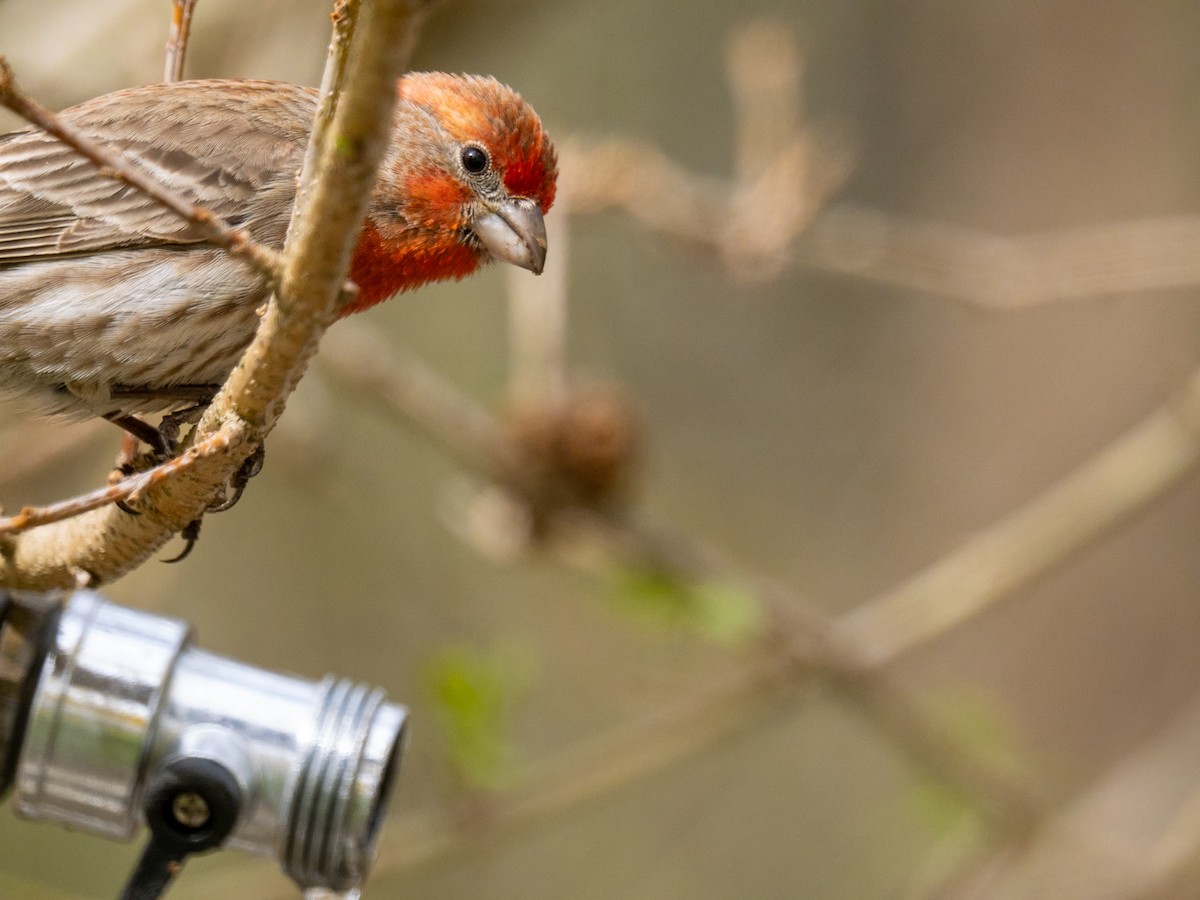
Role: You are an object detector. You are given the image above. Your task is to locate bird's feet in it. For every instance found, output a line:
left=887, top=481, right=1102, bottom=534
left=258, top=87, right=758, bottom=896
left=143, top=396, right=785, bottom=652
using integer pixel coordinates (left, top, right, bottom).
left=103, top=402, right=266, bottom=562
left=107, top=413, right=176, bottom=464
left=109, top=404, right=207, bottom=471
left=162, top=443, right=267, bottom=564
left=108, top=406, right=208, bottom=513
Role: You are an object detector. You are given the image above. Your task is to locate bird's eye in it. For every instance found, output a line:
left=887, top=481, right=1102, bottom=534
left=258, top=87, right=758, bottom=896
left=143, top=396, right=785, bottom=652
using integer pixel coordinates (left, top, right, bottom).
left=461, top=145, right=489, bottom=174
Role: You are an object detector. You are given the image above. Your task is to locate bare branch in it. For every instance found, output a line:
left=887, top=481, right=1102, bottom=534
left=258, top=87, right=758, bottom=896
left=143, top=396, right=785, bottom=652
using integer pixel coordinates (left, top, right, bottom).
left=164, top=0, right=199, bottom=83
left=801, top=207, right=1200, bottom=308
left=0, top=425, right=237, bottom=535
left=0, top=0, right=433, bottom=587
left=834, top=369, right=1200, bottom=666
left=301, top=0, right=362, bottom=196
left=205, top=0, right=432, bottom=434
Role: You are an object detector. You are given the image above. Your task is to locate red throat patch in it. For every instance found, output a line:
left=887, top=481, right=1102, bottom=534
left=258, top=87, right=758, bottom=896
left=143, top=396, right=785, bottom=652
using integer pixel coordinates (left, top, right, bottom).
left=343, top=220, right=481, bottom=316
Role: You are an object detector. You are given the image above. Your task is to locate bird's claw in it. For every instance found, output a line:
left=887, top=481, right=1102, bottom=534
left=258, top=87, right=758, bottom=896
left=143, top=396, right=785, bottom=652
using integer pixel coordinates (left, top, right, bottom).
left=116, top=499, right=142, bottom=516
left=162, top=518, right=202, bottom=564
left=158, top=443, right=265, bottom=563
left=207, top=443, right=265, bottom=513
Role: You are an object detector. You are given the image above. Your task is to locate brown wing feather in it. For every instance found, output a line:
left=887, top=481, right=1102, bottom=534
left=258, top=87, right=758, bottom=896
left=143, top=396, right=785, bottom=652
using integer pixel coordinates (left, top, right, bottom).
left=0, top=79, right=318, bottom=265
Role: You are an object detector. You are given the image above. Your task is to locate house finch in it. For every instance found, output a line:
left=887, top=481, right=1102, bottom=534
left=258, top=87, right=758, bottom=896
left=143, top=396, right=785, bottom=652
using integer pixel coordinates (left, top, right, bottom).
left=0, top=73, right=557, bottom=445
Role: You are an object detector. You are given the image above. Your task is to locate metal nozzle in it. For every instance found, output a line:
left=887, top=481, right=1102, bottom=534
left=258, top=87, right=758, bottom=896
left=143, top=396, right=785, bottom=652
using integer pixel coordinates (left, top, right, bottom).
left=0, top=590, right=407, bottom=894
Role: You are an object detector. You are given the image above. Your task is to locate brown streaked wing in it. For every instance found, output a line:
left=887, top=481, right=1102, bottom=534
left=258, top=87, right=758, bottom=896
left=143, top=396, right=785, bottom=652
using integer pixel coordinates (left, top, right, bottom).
left=0, top=79, right=317, bottom=265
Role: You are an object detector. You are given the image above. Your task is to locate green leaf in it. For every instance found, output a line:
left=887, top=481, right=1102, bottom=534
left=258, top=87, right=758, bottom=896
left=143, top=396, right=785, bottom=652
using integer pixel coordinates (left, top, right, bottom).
left=423, top=642, right=536, bottom=791
left=905, top=778, right=975, bottom=835
left=893, top=778, right=988, bottom=895
left=608, top=568, right=763, bottom=644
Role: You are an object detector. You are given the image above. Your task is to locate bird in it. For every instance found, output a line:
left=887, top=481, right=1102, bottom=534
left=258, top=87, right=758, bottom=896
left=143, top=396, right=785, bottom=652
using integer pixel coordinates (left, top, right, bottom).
left=0, top=73, right=557, bottom=449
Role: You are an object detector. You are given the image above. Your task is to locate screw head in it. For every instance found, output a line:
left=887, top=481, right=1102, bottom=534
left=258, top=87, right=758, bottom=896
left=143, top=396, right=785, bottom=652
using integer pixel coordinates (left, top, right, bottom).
left=171, top=790, right=210, bottom=829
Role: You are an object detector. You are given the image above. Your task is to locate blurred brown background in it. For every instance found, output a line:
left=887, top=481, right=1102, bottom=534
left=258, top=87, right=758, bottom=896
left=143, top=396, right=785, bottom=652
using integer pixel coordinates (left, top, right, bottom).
left=3, top=1, right=1200, bottom=897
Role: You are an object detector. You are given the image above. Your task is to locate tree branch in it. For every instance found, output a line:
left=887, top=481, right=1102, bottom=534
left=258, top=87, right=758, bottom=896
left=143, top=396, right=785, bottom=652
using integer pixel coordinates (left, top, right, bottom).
left=834, top=369, right=1200, bottom=666
left=163, top=0, right=199, bottom=83
left=0, top=426, right=239, bottom=535
left=801, top=207, right=1200, bottom=308
left=0, top=0, right=433, bottom=587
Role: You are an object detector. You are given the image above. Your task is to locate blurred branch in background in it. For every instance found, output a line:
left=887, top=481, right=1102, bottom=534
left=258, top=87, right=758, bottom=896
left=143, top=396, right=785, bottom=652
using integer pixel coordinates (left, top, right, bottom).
left=924, top=689, right=1200, bottom=899
left=570, top=134, right=1200, bottom=310
left=563, top=18, right=1200, bottom=310
left=836, top=369, right=1200, bottom=667
left=803, top=209, right=1200, bottom=309
left=556, top=21, right=850, bottom=281
left=314, top=17, right=1200, bottom=898
left=6, top=7, right=1200, bottom=898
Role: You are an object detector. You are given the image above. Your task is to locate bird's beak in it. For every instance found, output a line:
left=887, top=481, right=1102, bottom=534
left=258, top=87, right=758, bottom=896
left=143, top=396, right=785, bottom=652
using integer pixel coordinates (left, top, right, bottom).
left=471, top=198, right=547, bottom=275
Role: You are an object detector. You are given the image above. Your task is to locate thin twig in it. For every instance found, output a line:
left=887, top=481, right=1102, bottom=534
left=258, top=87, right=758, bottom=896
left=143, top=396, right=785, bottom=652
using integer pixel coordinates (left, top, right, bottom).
left=298, top=0, right=362, bottom=205
left=833, top=369, right=1200, bottom=666
left=204, top=0, right=432, bottom=435
left=801, top=206, right=1200, bottom=309
left=0, top=425, right=237, bottom=534
left=164, top=0, right=199, bottom=83
left=0, top=56, right=281, bottom=282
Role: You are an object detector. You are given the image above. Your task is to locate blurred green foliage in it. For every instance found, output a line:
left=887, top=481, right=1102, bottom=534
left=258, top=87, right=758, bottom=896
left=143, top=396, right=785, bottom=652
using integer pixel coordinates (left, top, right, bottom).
left=424, top=641, right=537, bottom=791
left=608, top=567, right=764, bottom=645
